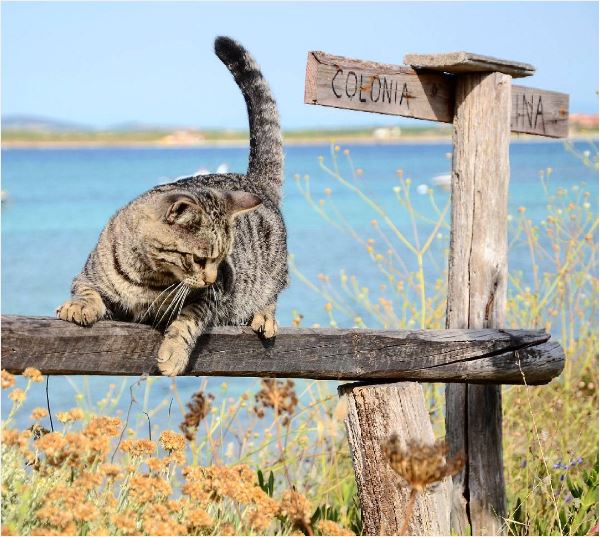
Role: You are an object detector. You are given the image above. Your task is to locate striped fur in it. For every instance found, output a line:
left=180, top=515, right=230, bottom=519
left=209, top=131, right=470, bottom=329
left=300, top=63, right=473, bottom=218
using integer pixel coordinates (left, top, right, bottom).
left=56, top=37, right=288, bottom=376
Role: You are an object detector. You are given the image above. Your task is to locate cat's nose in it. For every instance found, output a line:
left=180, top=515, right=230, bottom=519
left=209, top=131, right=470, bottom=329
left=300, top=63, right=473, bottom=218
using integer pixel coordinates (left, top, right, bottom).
left=204, top=265, right=218, bottom=284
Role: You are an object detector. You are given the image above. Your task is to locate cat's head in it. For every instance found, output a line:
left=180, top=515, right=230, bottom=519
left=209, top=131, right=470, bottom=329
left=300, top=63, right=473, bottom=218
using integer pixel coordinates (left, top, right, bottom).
left=139, top=188, right=261, bottom=288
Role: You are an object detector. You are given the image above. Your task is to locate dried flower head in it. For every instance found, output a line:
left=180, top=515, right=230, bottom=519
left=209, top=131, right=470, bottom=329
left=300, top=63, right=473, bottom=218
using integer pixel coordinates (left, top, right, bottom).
left=147, top=457, right=170, bottom=473
left=74, top=470, right=103, bottom=491
left=382, top=435, right=465, bottom=492
left=218, top=523, right=236, bottom=536
left=56, top=408, right=85, bottom=423
left=100, top=463, right=122, bottom=479
left=186, top=507, right=213, bottom=532
left=180, top=390, right=214, bottom=441
left=1, top=370, right=16, bottom=390
left=8, top=389, right=26, bottom=403
left=83, top=416, right=121, bottom=439
left=254, top=379, right=298, bottom=425
left=31, top=407, right=49, bottom=421
left=2, top=429, right=32, bottom=451
left=128, top=474, right=172, bottom=504
left=279, top=489, right=312, bottom=533
left=23, top=367, right=44, bottom=382
left=159, top=430, right=185, bottom=453
left=317, top=519, right=356, bottom=536
left=120, top=438, right=156, bottom=458
left=73, top=502, right=99, bottom=523
left=111, top=512, right=138, bottom=535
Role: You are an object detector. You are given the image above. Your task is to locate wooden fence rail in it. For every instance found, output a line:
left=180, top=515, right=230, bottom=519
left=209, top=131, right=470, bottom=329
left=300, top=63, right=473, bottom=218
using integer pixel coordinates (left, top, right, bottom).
left=2, top=315, right=564, bottom=384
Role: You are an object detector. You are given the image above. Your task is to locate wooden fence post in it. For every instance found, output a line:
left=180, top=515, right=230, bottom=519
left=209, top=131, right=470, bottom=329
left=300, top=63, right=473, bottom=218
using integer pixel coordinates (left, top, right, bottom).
left=403, top=54, right=533, bottom=535
left=304, top=49, right=570, bottom=536
left=446, top=71, right=511, bottom=536
left=339, top=382, right=450, bottom=535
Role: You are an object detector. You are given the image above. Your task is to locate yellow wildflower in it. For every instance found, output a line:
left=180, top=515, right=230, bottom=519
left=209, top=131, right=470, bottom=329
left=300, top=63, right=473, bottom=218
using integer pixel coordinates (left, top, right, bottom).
left=1, top=370, right=16, bottom=390
left=147, top=457, right=169, bottom=473
left=31, top=407, right=49, bottom=421
left=23, top=367, right=43, bottom=382
left=120, top=438, right=156, bottom=458
left=36, top=505, right=74, bottom=529
left=166, top=499, right=189, bottom=513
left=56, top=408, right=85, bottom=423
left=84, top=416, right=121, bottom=439
left=8, top=389, right=26, bottom=403
left=100, top=463, right=122, bottom=479
left=186, top=507, right=213, bottom=530
left=2, top=429, right=32, bottom=453
left=111, top=512, right=138, bottom=535
left=142, top=503, right=186, bottom=536
left=279, top=490, right=312, bottom=533
left=219, top=523, right=236, bottom=536
left=317, top=519, right=356, bottom=536
left=128, top=474, right=171, bottom=504
left=159, top=430, right=185, bottom=452
left=74, top=470, right=103, bottom=491
left=73, top=502, right=99, bottom=522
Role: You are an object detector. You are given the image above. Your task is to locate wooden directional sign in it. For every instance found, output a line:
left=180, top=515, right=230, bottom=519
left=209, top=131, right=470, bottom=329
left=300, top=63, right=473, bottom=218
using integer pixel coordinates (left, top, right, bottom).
left=305, top=51, right=569, bottom=138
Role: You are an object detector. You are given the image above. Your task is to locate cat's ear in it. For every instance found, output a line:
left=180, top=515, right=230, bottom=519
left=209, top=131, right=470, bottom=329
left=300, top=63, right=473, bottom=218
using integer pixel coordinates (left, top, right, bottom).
left=224, top=191, right=262, bottom=217
left=162, top=193, right=201, bottom=225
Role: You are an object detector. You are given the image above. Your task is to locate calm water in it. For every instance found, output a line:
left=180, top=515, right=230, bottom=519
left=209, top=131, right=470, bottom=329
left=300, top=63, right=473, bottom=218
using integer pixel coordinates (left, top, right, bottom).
left=2, top=140, right=598, bottom=429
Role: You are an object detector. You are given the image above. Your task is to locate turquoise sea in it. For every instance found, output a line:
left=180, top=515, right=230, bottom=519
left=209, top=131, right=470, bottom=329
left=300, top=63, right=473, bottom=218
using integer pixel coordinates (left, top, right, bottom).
left=2, top=140, right=598, bottom=429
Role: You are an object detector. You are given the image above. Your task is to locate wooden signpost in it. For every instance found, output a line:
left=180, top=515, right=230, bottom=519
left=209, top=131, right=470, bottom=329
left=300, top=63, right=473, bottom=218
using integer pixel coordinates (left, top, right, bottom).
left=305, top=50, right=570, bottom=535
left=1, top=48, right=570, bottom=537
left=305, top=51, right=569, bottom=138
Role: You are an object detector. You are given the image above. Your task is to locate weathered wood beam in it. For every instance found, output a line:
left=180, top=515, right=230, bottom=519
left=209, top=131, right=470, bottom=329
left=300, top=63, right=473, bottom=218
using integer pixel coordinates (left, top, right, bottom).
left=404, top=51, right=535, bottom=78
left=445, top=71, right=511, bottom=535
left=339, top=382, right=451, bottom=535
left=305, top=51, right=569, bottom=137
left=2, top=316, right=564, bottom=384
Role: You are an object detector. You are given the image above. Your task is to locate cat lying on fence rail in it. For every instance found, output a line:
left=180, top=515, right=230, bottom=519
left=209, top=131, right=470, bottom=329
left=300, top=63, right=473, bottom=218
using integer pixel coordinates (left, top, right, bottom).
left=56, top=36, right=288, bottom=376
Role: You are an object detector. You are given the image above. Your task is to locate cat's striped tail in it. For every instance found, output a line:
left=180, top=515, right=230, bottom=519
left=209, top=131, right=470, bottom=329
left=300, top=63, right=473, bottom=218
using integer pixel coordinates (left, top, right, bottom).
left=214, top=36, right=283, bottom=200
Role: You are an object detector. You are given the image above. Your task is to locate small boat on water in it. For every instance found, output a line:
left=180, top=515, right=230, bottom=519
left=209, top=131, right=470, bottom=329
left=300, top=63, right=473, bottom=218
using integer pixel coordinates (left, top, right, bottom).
left=1, top=190, right=7, bottom=202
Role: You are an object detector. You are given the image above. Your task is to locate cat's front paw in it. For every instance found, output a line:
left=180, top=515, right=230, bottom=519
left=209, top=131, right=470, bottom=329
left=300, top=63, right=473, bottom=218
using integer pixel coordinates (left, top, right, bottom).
left=157, top=339, right=190, bottom=376
left=56, top=299, right=104, bottom=326
left=250, top=311, right=278, bottom=339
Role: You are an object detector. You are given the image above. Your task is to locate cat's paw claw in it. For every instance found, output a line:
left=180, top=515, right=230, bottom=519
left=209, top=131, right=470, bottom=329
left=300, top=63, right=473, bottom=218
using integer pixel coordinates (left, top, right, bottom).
left=157, top=340, right=190, bottom=376
left=56, top=300, right=102, bottom=326
left=251, top=312, right=278, bottom=339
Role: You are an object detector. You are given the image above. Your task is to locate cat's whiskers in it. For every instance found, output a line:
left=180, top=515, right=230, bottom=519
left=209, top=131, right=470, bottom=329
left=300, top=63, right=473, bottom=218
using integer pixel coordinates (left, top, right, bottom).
left=152, top=282, right=184, bottom=328
left=138, top=283, right=177, bottom=323
left=165, top=284, right=189, bottom=327
left=176, top=286, right=190, bottom=320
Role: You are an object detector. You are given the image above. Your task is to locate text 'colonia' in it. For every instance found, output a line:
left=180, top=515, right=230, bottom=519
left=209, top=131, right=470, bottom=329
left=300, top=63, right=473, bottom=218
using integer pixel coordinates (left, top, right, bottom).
left=331, top=69, right=411, bottom=108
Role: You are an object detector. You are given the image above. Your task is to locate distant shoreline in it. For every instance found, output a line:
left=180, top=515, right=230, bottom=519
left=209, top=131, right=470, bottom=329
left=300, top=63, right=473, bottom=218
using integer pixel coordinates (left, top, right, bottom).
left=2, top=133, right=598, bottom=149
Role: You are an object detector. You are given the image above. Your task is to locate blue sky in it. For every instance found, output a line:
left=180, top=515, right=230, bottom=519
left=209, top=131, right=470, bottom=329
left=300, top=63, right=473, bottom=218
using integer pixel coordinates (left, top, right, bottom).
left=2, top=1, right=598, bottom=129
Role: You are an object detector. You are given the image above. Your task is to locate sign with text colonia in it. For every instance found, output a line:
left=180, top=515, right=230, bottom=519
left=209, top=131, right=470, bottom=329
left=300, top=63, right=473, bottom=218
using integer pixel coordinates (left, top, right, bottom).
left=304, top=51, right=569, bottom=138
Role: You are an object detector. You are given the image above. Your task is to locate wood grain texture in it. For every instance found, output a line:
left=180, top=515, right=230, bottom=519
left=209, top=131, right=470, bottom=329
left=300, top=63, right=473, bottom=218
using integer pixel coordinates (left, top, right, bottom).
left=446, top=72, right=512, bottom=535
left=511, top=85, right=569, bottom=138
left=304, top=52, right=569, bottom=138
left=339, top=382, right=451, bottom=535
left=304, top=51, right=455, bottom=122
left=404, top=52, right=535, bottom=78
left=1, top=316, right=563, bottom=384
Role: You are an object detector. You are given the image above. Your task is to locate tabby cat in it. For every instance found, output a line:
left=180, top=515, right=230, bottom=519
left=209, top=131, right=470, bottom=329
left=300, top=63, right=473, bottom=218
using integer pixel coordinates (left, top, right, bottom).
left=56, top=36, right=288, bottom=376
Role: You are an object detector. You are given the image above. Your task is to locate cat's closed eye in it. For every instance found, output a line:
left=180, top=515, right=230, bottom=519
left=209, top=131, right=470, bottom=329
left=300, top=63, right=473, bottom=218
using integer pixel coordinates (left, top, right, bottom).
left=192, top=255, right=207, bottom=269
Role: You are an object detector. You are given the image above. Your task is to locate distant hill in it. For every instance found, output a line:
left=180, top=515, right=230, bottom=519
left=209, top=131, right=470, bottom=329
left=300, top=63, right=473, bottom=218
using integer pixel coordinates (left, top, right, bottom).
left=2, top=115, right=195, bottom=135
left=2, top=115, right=93, bottom=132
left=108, top=121, right=180, bottom=132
